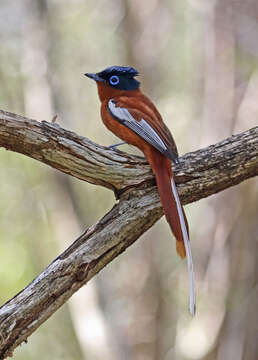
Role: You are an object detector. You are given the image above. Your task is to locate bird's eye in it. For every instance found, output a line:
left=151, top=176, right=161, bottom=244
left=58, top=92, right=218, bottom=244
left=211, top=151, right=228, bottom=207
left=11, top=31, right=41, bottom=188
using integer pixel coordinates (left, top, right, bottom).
left=109, top=75, right=120, bottom=86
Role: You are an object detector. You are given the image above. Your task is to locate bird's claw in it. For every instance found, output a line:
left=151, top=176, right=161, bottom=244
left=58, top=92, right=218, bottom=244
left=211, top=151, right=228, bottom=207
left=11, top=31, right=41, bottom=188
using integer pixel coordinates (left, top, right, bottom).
left=109, top=142, right=126, bottom=150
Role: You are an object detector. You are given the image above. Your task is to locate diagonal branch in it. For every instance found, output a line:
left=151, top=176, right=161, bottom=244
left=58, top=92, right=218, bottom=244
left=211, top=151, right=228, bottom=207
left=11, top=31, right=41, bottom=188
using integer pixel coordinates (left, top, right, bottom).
left=0, top=109, right=257, bottom=359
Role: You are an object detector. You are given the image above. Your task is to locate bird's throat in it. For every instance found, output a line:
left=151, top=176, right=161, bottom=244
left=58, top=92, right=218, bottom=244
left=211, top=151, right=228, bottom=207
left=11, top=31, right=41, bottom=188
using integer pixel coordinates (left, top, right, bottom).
left=96, top=82, right=141, bottom=102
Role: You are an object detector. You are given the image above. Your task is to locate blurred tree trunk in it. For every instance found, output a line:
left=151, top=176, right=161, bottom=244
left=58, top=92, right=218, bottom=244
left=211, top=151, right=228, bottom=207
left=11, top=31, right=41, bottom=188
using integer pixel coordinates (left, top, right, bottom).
left=197, top=1, right=258, bottom=360
left=20, top=1, right=120, bottom=359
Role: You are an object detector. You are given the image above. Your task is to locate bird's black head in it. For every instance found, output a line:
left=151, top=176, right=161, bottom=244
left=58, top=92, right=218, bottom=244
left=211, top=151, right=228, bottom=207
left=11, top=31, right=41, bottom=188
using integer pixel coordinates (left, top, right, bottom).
left=85, top=66, right=140, bottom=91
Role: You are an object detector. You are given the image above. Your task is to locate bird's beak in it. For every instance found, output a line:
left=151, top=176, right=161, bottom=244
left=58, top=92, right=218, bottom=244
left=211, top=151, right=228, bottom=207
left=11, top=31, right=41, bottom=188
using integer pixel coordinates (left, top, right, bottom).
left=84, top=73, right=103, bottom=82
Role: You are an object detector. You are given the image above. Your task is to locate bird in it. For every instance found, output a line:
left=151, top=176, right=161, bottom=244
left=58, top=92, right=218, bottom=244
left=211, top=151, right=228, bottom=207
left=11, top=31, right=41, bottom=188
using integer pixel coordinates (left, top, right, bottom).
left=85, top=66, right=195, bottom=315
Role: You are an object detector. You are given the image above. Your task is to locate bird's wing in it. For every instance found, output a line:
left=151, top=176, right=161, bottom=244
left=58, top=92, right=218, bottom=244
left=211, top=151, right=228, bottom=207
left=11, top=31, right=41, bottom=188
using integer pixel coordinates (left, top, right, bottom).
left=108, top=99, right=178, bottom=163
left=108, top=98, right=195, bottom=315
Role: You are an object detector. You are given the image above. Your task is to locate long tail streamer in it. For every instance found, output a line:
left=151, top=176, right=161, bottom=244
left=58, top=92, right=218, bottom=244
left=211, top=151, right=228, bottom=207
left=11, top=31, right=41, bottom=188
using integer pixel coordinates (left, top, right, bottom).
left=171, top=177, right=196, bottom=316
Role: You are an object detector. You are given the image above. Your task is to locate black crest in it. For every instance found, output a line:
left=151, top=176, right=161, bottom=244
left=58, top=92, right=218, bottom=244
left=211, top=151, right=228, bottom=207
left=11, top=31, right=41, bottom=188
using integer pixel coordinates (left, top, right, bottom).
left=98, top=66, right=139, bottom=78
left=85, top=66, right=140, bottom=91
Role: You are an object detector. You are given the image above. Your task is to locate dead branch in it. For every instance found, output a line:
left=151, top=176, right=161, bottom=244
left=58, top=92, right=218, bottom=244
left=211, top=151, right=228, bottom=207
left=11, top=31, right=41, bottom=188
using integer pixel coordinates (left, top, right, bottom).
left=0, top=109, right=257, bottom=359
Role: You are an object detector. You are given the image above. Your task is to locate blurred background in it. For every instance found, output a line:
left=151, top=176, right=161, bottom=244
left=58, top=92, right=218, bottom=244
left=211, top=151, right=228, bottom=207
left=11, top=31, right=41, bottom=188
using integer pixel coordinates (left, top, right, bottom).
left=0, top=0, right=257, bottom=359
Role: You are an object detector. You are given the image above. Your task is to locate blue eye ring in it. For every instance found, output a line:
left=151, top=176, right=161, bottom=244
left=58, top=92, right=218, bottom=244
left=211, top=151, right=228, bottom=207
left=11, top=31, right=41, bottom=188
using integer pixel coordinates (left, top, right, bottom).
left=109, top=75, right=120, bottom=86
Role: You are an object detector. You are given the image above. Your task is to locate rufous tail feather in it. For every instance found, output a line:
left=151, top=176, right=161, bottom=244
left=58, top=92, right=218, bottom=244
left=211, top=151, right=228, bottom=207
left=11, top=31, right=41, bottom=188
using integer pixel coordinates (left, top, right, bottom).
left=147, top=152, right=196, bottom=315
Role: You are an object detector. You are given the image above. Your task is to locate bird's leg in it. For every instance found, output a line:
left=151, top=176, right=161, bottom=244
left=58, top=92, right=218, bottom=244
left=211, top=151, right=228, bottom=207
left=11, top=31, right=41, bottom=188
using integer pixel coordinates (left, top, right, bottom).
left=109, top=142, right=126, bottom=150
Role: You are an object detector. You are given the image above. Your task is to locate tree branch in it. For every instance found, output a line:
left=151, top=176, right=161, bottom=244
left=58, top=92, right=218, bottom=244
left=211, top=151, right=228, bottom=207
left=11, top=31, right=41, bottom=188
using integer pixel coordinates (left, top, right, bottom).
left=0, top=109, right=257, bottom=358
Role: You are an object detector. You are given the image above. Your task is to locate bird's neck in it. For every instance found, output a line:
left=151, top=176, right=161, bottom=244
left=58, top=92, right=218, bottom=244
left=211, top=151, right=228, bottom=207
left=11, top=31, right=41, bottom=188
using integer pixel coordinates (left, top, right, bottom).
left=96, top=82, right=142, bottom=102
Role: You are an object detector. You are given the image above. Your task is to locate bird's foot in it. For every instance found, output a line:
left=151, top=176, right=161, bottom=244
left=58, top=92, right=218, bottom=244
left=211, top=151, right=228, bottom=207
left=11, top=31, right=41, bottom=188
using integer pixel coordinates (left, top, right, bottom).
left=109, top=142, right=126, bottom=150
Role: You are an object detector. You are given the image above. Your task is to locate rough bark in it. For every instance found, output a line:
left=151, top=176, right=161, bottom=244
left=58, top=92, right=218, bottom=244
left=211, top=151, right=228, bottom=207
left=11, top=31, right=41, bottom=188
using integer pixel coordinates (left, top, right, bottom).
left=0, top=109, right=257, bottom=359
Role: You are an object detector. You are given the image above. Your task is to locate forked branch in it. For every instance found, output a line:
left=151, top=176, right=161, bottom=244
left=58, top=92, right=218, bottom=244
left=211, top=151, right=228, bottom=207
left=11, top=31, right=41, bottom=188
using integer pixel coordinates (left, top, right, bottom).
left=0, top=109, right=257, bottom=359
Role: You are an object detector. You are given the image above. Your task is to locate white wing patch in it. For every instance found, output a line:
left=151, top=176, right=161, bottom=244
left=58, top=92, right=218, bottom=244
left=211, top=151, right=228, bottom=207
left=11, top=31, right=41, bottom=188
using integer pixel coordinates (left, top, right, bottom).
left=139, top=119, right=167, bottom=150
left=108, top=99, right=168, bottom=153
